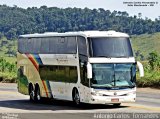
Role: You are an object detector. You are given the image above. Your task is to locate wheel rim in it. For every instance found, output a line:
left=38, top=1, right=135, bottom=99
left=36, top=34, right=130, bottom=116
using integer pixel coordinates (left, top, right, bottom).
left=74, top=90, right=80, bottom=105
left=37, top=95, right=41, bottom=100
left=30, top=90, right=35, bottom=100
left=36, top=88, right=41, bottom=101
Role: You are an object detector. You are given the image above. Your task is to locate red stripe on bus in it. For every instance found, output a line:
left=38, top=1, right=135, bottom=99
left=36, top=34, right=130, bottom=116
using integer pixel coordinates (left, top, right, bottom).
left=42, top=80, right=49, bottom=98
left=26, top=54, right=39, bottom=70
left=26, top=54, right=49, bottom=98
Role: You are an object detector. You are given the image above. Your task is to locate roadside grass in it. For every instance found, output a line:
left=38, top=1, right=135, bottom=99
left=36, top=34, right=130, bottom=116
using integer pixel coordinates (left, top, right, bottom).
left=4, top=57, right=16, bottom=63
left=0, top=56, right=17, bottom=83
left=136, top=61, right=160, bottom=89
left=0, top=72, right=17, bottom=83
left=137, top=71, right=160, bottom=88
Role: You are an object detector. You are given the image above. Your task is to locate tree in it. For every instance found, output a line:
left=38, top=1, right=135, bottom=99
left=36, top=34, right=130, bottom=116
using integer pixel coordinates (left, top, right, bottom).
left=148, top=51, right=160, bottom=70
left=138, top=13, right=142, bottom=19
left=0, top=5, right=160, bottom=39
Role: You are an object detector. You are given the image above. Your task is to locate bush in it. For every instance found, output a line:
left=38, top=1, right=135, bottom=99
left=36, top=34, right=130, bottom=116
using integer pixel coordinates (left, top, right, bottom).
left=0, top=57, right=17, bottom=83
left=136, top=58, right=160, bottom=89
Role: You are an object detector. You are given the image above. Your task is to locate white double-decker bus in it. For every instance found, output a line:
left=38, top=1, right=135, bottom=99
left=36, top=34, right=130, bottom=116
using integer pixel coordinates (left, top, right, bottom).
left=17, top=31, right=144, bottom=106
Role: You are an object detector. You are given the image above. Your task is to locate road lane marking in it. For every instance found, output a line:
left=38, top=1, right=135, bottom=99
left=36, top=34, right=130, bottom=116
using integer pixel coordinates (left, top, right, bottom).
left=124, top=103, right=160, bottom=112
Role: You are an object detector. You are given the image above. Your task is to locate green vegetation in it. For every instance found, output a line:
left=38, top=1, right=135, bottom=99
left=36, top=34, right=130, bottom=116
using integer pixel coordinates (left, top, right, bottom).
left=132, top=34, right=160, bottom=88
left=0, top=5, right=160, bottom=88
left=17, top=69, right=29, bottom=94
left=0, top=57, right=17, bottom=82
left=0, top=36, right=17, bottom=82
left=131, top=32, right=160, bottom=60
left=0, top=5, right=160, bottom=39
left=137, top=52, right=160, bottom=88
left=0, top=36, right=17, bottom=57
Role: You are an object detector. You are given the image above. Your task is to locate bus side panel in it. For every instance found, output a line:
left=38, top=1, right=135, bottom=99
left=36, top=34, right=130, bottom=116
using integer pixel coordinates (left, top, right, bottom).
left=17, top=52, right=29, bottom=95
left=17, top=52, right=52, bottom=98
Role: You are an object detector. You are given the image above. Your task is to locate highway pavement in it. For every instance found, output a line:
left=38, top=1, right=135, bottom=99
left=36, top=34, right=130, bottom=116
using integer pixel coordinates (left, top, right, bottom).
left=0, top=83, right=160, bottom=119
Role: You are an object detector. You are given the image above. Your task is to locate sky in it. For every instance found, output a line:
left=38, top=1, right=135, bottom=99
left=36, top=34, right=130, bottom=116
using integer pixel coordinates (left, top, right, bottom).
left=0, top=0, right=160, bottom=20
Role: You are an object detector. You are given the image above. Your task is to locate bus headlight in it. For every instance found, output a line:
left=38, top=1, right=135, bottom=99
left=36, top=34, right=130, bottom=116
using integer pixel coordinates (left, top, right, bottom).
left=91, top=91, right=103, bottom=96
left=91, top=91, right=97, bottom=95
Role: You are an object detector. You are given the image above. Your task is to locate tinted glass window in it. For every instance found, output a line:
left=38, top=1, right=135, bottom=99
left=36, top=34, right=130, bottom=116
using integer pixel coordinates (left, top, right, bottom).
left=91, top=63, right=136, bottom=89
left=18, top=38, right=41, bottom=53
left=80, top=63, right=89, bottom=87
left=18, top=38, right=27, bottom=53
left=32, top=38, right=41, bottom=53
left=40, top=38, right=50, bottom=53
left=77, top=36, right=87, bottom=56
left=18, top=37, right=77, bottom=54
left=88, top=37, right=133, bottom=57
left=39, top=65, right=78, bottom=83
left=49, top=37, right=58, bottom=53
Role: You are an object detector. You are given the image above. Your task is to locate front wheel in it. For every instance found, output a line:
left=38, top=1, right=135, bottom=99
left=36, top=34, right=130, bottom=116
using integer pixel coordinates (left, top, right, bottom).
left=73, top=89, right=80, bottom=105
left=29, top=85, right=35, bottom=102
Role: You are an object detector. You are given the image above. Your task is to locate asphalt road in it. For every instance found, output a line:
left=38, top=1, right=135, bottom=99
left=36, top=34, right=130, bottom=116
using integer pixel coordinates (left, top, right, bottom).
left=0, top=83, right=160, bottom=119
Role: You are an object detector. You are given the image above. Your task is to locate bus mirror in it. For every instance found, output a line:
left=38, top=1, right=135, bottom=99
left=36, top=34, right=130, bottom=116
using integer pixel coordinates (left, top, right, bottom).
left=87, top=62, right=92, bottom=79
left=137, top=61, right=144, bottom=77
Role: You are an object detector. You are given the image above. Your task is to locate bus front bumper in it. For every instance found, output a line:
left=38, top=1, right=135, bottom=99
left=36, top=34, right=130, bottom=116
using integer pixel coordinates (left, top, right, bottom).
left=88, top=95, right=136, bottom=104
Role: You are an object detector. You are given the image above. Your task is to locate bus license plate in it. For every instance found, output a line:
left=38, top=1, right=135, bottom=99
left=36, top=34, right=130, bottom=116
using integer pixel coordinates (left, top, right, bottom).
left=111, top=98, right=119, bottom=102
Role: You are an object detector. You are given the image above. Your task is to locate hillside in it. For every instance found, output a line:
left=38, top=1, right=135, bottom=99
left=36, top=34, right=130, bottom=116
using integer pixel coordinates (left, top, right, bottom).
left=0, top=5, right=160, bottom=39
left=0, top=37, right=17, bottom=56
left=131, top=32, right=160, bottom=60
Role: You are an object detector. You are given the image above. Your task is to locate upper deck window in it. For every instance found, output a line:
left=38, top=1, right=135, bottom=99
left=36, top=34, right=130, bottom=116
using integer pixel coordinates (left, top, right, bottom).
left=18, top=37, right=77, bottom=54
left=88, top=37, right=133, bottom=58
left=77, top=36, right=87, bottom=56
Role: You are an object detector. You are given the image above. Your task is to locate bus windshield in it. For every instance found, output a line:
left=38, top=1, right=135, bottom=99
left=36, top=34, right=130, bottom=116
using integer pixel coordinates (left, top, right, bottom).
left=91, top=63, right=136, bottom=89
left=88, top=37, right=133, bottom=57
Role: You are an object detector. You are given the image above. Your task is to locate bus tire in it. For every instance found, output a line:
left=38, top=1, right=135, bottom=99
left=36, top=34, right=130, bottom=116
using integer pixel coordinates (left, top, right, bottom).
left=72, top=88, right=80, bottom=106
left=34, top=84, right=41, bottom=102
left=29, top=84, right=35, bottom=102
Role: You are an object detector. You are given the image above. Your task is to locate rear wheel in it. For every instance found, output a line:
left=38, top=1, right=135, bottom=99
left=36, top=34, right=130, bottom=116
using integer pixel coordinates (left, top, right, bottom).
left=34, top=85, right=41, bottom=102
left=73, top=89, right=80, bottom=105
left=29, top=85, right=35, bottom=102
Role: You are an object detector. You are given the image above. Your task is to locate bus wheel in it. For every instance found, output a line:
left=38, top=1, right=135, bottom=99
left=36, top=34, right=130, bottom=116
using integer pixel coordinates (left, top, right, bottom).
left=29, top=85, right=35, bottom=102
left=113, top=103, right=121, bottom=107
left=35, top=85, right=41, bottom=102
left=73, top=89, right=80, bottom=105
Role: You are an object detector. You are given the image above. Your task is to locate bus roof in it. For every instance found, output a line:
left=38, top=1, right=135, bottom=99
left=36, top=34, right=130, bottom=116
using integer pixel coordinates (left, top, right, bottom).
left=19, top=30, right=129, bottom=38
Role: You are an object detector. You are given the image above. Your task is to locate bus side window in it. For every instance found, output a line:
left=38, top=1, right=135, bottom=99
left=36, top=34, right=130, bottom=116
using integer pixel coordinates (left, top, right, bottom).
left=77, top=36, right=87, bottom=56
left=70, top=66, right=78, bottom=83
left=80, top=62, right=89, bottom=87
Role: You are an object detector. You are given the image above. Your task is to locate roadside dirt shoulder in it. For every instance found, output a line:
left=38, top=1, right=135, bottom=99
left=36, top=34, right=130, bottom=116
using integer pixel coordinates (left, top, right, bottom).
left=137, top=87, right=160, bottom=94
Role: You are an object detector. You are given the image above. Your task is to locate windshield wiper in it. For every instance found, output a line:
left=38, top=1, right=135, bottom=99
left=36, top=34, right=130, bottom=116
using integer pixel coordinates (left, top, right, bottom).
left=96, top=56, right=111, bottom=58
left=119, top=85, right=135, bottom=88
left=91, top=85, right=112, bottom=89
left=104, top=87, right=112, bottom=89
left=114, top=56, right=130, bottom=58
